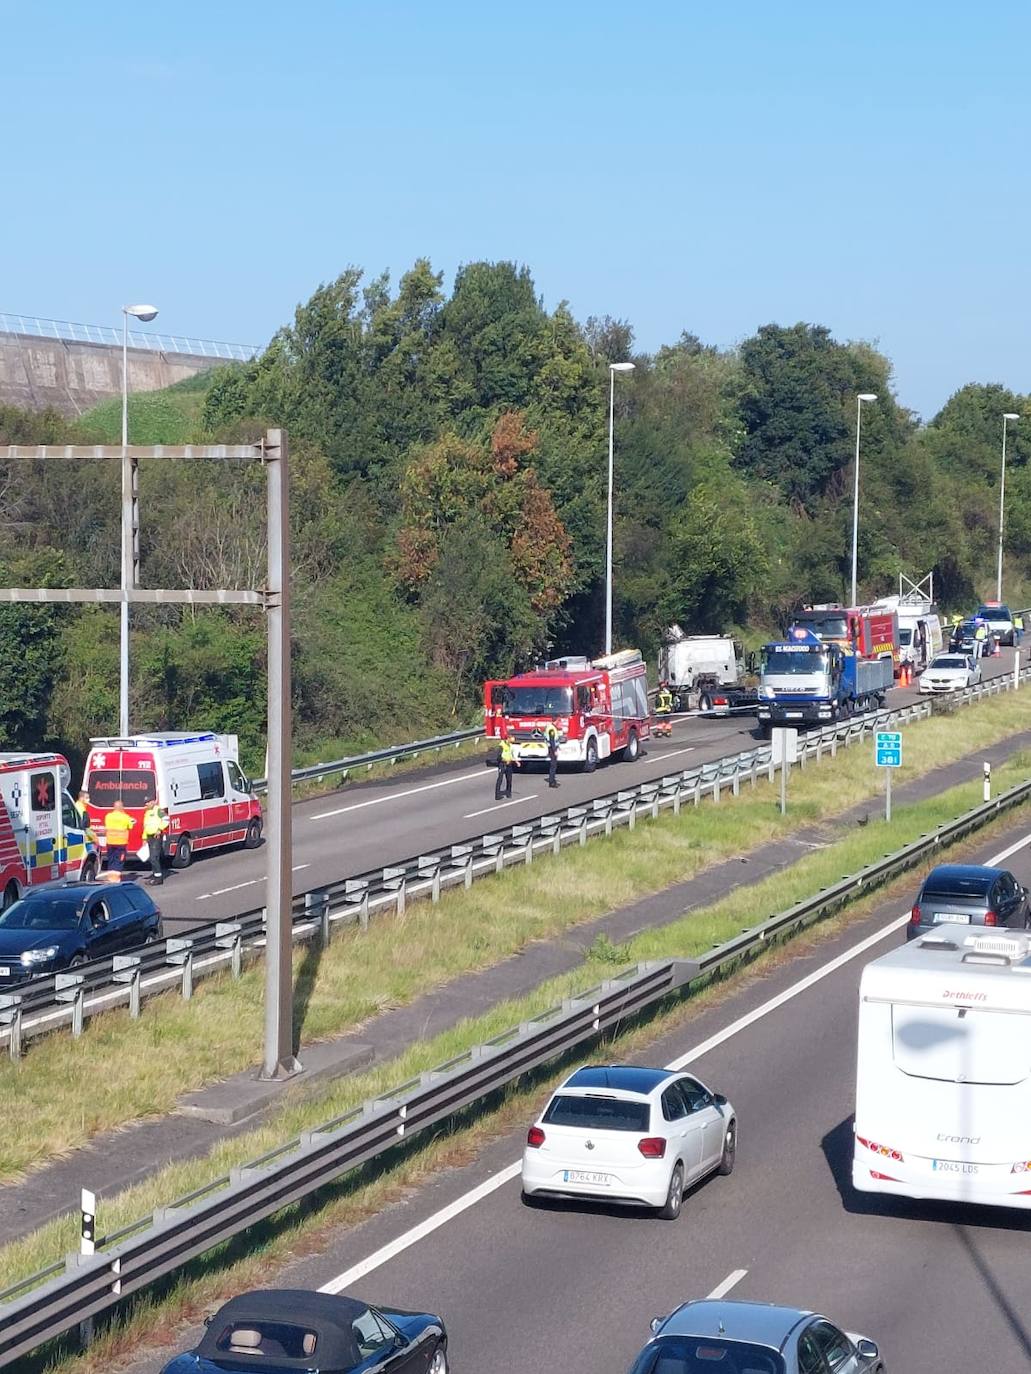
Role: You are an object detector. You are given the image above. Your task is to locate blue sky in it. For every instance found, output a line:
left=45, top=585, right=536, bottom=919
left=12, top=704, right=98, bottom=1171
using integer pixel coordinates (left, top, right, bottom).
left=3, top=0, right=1028, bottom=418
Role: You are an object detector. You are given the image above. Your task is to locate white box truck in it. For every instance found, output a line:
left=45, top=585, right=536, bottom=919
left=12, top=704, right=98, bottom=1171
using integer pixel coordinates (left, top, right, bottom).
left=658, top=627, right=758, bottom=715
left=853, top=930, right=1031, bottom=1209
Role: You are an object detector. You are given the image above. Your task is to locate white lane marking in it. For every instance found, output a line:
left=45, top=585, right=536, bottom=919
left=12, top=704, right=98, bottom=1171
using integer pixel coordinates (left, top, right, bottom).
left=319, top=1163, right=523, bottom=1293
left=707, top=1268, right=748, bottom=1300
left=651, top=746, right=696, bottom=761
left=196, top=862, right=312, bottom=901
left=463, top=796, right=540, bottom=819
left=311, top=770, right=483, bottom=820
left=317, top=825, right=1030, bottom=1290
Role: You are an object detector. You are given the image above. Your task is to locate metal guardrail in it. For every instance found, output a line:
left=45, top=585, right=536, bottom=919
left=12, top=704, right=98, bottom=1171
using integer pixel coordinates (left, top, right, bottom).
left=3, top=765, right=1031, bottom=1365
left=0, top=695, right=945, bottom=1055
left=0, top=313, right=259, bottom=362
left=4, top=661, right=1029, bottom=1053
left=253, top=726, right=485, bottom=794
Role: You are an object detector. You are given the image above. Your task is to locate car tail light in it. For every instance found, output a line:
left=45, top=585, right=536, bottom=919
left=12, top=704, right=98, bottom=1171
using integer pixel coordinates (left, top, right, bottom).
left=637, top=1136, right=666, bottom=1158
left=526, top=1126, right=545, bottom=1149
left=856, top=1135, right=904, bottom=1162
left=985, top=910, right=999, bottom=927
left=910, top=904, right=921, bottom=924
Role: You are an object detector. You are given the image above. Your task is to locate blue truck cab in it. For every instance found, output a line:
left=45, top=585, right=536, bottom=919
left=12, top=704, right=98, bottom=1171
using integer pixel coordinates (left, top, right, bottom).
left=757, top=628, right=893, bottom=734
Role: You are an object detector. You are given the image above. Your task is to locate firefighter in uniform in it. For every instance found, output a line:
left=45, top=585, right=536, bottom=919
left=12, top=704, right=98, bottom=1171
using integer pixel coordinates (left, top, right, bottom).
left=103, top=799, right=134, bottom=873
left=654, top=682, right=674, bottom=738
left=546, top=722, right=561, bottom=789
left=495, top=735, right=519, bottom=801
left=143, top=802, right=169, bottom=884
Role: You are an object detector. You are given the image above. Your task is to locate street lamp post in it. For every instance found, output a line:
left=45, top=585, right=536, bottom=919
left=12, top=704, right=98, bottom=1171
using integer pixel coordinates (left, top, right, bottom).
left=850, top=393, right=878, bottom=607
left=120, top=303, right=159, bottom=737
left=999, top=413, right=1020, bottom=602
left=605, top=361, right=636, bottom=656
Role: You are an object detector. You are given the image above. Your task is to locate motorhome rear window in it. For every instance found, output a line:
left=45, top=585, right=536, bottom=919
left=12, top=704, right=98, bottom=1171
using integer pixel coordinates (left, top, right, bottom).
left=543, top=1095, right=650, bottom=1131
left=86, top=769, right=157, bottom=806
left=892, top=1005, right=1029, bottom=1085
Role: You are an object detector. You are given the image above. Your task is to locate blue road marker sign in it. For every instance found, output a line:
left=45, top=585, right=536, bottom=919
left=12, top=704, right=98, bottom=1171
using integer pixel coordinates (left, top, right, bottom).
left=876, top=731, right=902, bottom=768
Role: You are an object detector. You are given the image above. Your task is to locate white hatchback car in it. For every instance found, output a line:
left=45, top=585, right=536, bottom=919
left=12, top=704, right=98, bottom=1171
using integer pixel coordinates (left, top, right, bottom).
left=919, top=653, right=980, bottom=693
left=520, top=1064, right=736, bottom=1219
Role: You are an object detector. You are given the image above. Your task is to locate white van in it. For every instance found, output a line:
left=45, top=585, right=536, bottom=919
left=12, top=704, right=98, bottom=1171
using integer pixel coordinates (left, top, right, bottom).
left=853, top=930, right=1031, bottom=1209
left=83, top=733, right=262, bottom=869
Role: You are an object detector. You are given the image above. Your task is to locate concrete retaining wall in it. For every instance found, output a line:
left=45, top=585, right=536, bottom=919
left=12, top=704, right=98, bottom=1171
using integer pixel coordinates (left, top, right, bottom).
left=0, top=332, right=224, bottom=416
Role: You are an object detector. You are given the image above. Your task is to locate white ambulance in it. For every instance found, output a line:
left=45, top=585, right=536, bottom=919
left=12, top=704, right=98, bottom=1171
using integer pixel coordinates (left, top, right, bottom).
left=82, top=733, right=263, bottom=869
left=0, top=752, right=98, bottom=907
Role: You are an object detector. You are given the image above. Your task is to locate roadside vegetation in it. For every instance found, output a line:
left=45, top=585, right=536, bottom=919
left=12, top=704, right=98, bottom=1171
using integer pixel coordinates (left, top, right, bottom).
left=6, top=783, right=1031, bottom=1374
left=1, top=266, right=1030, bottom=778
left=0, top=694, right=1028, bottom=1187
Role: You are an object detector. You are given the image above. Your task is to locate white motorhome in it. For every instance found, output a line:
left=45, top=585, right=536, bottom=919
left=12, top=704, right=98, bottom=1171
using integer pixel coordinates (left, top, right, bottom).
left=853, top=931, right=1031, bottom=1209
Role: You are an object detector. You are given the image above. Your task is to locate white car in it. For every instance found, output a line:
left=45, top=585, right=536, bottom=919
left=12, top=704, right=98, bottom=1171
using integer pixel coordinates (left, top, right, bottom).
left=919, top=653, right=980, bottom=693
left=520, top=1063, right=736, bottom=1219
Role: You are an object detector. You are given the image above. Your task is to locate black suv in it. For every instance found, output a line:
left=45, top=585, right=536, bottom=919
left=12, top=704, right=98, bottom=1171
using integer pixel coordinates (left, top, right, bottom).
left=0, top=881, right=161, bottom=981
left=907, top=864, right=1029, bottom=941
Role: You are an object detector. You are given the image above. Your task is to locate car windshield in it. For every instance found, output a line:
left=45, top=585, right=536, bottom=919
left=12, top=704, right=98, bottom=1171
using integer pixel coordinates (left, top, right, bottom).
left=0, top=898, right=81, bottom=931
left=976, top=605, right=1010, bottom=619
left=500, top=686, right=573, bottom=717
left=543, top=1093, right=650, bottom=1132
left=922, top=872, right=993, bottom=899
left=930, top=657, right=967, bottom=670
left=762, top=649, right=828, bottom=675
left=628, top=1337, right=786, bottom=1374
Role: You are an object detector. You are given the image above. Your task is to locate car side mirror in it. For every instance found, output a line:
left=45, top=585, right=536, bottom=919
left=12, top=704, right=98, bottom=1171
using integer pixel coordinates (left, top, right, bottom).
left=856, top=1338, right=879, bottom=1360
left=713, top=1092, right=728, bottom=1107
left=650, top=1317, right=664, bottom=1335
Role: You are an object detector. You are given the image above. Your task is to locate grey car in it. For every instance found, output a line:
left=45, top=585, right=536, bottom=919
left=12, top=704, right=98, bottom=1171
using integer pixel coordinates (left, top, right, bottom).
left=630, top=1300, right=884, bottom=1373
left=907, top=863, right=1030, bottom=942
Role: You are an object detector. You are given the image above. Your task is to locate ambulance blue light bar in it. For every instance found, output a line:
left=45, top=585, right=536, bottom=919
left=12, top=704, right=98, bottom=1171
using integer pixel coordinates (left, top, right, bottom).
left=89, top=734, right=219, bottom=748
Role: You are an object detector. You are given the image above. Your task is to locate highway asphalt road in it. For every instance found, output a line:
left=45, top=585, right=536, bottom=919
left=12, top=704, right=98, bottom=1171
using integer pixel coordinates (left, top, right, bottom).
left=209, top=814, right=1031, bottom=1374
left=151, top=649, right=1020, bottom=933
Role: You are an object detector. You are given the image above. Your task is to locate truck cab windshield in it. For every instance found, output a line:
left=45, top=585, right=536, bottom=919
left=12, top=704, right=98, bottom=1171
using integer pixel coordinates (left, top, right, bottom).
left=501, top=686, right=573, bottom=717
left=762, top=650, right=829, bottom=675
left=792, top=614, right=848, bottom=640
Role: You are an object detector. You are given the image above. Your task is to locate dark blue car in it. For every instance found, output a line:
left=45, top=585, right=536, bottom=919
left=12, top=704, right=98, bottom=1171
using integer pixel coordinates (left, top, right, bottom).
left=0, top=881, right=160, bottom=983
left=161, top=1290, right=448, bottom=1374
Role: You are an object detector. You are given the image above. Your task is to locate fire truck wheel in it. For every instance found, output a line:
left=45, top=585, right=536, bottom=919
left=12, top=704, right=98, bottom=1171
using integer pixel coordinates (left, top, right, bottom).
left=244, top=819, right=263, bottom=849
left=583, top=737, right=599, bottom=773
left=171, top=834, right=193, bottom=869
left=1, top=881, right=18, bottom=911
left=623, top=729, right=640, bottom=762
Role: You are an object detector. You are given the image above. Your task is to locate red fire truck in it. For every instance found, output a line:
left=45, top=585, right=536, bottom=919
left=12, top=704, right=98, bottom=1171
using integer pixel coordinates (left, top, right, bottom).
left=789, top=604, right=899, bottom=670
left=484, top=649, right=650, bottom=772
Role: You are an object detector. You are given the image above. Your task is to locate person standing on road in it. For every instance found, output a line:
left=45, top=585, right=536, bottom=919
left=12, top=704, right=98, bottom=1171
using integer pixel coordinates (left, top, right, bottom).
left=103, top=799, right=134, bottom=873
left=495, top=734, right=519, bottom=801
left=142, top=801, right=169, bottom=885
left=546, top=722, right=561, bottom=789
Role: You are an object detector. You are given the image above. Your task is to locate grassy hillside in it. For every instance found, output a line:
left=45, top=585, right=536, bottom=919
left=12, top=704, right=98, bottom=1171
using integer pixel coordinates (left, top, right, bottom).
left=74, top=370, right=217, bottom=444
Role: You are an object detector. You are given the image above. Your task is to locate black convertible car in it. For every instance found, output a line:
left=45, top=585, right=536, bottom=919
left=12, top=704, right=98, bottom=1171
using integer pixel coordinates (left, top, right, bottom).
left=161, top=1290, right=448, bottom=1374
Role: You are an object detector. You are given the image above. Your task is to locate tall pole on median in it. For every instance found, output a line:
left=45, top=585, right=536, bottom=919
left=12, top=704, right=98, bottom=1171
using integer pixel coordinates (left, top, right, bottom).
left=998, top=413, right=1019, bottom=602
left=119, top=302, right=159, bottom=736
left=605, top=361, right=635, bottom=656
left=262, top=428, right=300, bottom=1080
left=850, top=392, right=877, bottom=608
